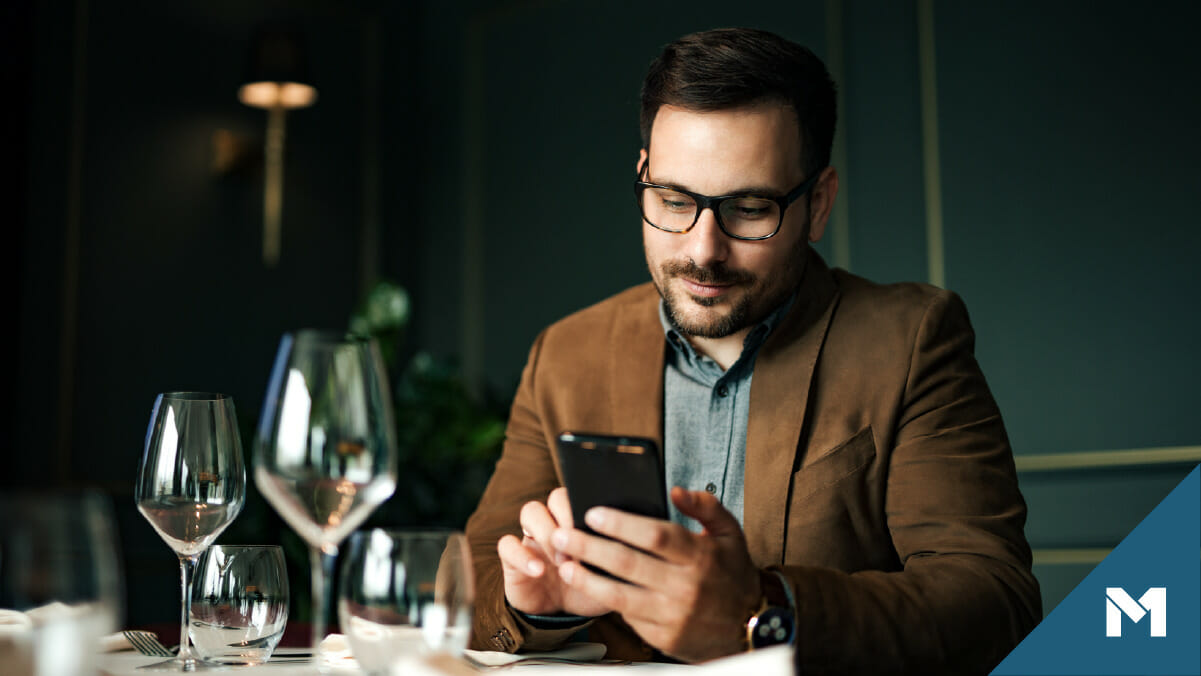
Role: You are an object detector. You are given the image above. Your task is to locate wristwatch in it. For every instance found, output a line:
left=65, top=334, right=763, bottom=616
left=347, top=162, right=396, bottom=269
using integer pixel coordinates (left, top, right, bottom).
left=745, top=570, right=795, bottom=650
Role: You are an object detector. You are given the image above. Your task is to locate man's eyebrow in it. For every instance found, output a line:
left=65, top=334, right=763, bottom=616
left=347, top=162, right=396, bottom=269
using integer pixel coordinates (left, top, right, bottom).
left=647, top=175, right=784, bottom=197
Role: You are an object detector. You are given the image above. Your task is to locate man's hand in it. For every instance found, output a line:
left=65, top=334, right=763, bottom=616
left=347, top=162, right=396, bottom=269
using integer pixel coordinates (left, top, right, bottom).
left=550, top=486, right=762, bottom=662
left=496, top=487, right=612, bottom=618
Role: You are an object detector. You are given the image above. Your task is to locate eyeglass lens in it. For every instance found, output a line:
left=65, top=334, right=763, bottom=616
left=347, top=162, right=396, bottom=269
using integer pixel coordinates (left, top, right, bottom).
left=639, top=187, right=780, bottom=239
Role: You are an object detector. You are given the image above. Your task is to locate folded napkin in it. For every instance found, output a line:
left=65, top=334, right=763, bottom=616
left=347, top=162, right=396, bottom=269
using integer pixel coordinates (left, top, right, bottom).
left=0, top=609, right=34, bottom=634
left=0, top=603, right=112, bottom=637
left=317, top=634, right=607, bottom=673
left=464, top=642, right=607, bottom=666
left=99, top=631, right=135, bottom=653
left=316, top=634, right=362, bottom=671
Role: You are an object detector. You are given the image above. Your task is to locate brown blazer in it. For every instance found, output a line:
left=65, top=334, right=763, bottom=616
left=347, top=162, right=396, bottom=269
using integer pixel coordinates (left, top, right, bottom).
left=464, top=251, right=1041, bottom=675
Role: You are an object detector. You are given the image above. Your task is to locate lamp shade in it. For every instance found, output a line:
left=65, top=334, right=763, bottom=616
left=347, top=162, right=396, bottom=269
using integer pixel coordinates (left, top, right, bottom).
left=239, top=24, right=318, bottom=110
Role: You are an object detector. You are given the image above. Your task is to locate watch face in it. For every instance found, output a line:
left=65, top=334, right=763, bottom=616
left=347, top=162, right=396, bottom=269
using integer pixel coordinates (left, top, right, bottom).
left=749, top=607, right=795, bottom=648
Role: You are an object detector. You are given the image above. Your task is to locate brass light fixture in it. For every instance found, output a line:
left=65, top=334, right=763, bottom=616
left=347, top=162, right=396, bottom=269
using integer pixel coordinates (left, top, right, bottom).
left=238, top=25, right=317, bottom=267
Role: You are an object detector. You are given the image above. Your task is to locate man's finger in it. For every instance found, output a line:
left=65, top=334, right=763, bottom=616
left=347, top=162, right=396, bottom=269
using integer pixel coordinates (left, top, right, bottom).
left=670, top=487, right=743, bottom=537
left=519, top=500, right=567, bottom=564
left=581, top=506, right=693, bottom=562
left=498, top=534, right=546, bottom=578
left=552, top=526, right=675, bottom=589
left=547, top=487, right=574, bottom=527
left=557, top=558, right=648, bottom=618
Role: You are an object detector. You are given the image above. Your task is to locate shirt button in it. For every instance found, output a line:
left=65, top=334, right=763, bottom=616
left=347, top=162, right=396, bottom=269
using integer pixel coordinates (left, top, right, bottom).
left=705, top=482, right=717, bottom=494
left=716, top=384, right=729, bottom=398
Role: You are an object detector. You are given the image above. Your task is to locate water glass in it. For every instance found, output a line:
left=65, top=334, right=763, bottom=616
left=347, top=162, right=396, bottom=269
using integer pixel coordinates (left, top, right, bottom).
left=0, top=493, right=123, bottom=676
left=338, top=530, right=473, bottom=674
left=189, top=545, right=288, bottom=665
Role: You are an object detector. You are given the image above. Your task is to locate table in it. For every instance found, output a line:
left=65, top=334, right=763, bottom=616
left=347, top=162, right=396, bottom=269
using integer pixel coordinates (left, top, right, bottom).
left=99, top=648, right=336, bottom=675
left=97, top=644, right=795, bottom=675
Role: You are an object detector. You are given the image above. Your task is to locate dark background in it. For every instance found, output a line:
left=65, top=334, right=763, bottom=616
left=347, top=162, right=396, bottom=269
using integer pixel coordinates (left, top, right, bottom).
left=5, top=0, right=1200, bottom=630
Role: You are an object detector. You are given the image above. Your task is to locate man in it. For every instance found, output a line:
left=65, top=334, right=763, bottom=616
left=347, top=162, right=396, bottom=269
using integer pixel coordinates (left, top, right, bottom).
left=464, top=27, right=1040, bottom=675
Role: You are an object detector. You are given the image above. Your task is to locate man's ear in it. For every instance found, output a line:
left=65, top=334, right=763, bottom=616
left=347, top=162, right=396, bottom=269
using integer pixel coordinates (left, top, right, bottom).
left=636, top=148, right=648, bottom=176
left=807, top=166, right=839, bottom=243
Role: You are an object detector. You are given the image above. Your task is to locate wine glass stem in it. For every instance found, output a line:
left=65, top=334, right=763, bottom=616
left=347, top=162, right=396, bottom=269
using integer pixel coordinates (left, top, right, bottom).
left=310, top=545, right=338, bottom=651
left=177, top=554, right=198, bottom=662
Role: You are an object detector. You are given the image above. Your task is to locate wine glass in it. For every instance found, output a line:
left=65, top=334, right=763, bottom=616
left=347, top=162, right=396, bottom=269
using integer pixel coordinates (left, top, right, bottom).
left=135, top=392, right=246, bottom=670
left=253, top=331, right=398, bottom=663
left=338, top=530, right=473, bottom=675
left=0, top=492, right=124, bottom=676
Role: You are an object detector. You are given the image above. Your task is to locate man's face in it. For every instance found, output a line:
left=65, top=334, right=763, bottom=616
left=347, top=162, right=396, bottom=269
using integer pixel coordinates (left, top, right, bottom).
left=641, top=103, right=825, bottom=339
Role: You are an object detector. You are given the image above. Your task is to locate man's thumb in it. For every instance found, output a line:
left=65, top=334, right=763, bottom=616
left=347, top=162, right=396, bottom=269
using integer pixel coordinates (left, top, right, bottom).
left=670, top=486, right=742, bottom=537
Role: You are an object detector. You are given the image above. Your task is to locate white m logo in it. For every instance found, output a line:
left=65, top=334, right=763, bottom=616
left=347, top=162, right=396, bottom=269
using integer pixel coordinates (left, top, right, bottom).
left=1106, top=587, right=1167, bottom=637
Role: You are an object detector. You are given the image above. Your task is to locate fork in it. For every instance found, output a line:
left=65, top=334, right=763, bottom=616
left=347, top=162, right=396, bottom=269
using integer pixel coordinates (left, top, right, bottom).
left=122, top=630, right=176, bottom=657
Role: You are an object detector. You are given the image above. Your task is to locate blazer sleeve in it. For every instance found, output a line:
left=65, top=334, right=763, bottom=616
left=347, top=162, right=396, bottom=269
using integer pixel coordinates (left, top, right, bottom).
left=777, top=290, right=1041, bottom=676
left=463, top=330, right=594, bottom=653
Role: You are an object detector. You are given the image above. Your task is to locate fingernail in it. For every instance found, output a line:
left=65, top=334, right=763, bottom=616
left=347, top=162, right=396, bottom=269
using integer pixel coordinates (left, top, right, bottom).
left=585, top=508, right=606, bottom=529
left=526, top=559, right=543, bottom=576
left=559, top=562, right=574, bottom=584
left=552, top=529, right=568, bottom=550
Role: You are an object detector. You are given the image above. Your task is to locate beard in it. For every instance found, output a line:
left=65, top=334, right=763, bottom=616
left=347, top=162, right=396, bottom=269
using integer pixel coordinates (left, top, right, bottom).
left=656, top=260, right=756, bottom=338
left=648, top=234, right=809, bottom=340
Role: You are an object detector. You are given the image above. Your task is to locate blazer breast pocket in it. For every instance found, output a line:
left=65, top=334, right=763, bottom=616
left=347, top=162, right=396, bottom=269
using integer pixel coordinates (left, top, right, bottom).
left=793, top=426, right=876, bottom=501
left=786, top=427, right=892, bottom=569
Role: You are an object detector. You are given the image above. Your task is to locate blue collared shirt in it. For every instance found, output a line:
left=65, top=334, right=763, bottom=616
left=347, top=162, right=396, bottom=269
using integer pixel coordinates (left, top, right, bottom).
left=659, top=294, right=795, bottom=530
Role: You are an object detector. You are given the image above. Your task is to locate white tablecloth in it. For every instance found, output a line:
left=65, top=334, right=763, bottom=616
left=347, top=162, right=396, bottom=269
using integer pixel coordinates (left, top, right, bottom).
left=97, top=644, right=794, bottom=675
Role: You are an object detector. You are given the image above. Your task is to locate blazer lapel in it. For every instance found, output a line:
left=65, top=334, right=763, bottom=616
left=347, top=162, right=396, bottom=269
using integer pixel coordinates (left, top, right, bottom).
left=744, top=251, right=840, bottom=565
left=608, top=287, right=667, bottom=452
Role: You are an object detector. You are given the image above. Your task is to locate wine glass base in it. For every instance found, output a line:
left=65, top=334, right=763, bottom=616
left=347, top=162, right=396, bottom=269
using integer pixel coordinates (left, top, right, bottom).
left=136, top=656, right=231, bottom=671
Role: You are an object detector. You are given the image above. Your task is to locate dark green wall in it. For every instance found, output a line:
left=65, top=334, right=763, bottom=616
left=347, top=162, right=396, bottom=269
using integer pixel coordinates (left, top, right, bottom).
left=10, top=0, right=1200, bottom=628
left=413, top=0, right=1201, bottom=616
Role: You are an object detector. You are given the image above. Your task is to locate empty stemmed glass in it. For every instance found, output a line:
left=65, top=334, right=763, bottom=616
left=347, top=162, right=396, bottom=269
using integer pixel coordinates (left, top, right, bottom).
left=135, top=392, right=246, bottom=671
left=253, top=331, right=398, bottom=664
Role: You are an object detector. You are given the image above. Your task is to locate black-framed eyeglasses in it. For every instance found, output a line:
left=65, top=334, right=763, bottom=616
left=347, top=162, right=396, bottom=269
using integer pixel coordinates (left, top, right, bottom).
left=634, top=164, right=822, bottom=241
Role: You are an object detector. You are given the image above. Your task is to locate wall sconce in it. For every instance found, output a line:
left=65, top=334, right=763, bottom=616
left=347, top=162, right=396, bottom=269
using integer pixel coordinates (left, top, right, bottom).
left=238, top=25, right=317, bottom=267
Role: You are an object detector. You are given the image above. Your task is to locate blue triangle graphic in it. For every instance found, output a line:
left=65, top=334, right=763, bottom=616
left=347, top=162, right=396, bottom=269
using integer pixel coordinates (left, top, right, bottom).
left=993, top=464, right=1200, bottom=675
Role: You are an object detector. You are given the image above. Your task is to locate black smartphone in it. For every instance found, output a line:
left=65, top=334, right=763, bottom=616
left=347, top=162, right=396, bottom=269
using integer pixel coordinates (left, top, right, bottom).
left=555, top=432, right=669, bottom=581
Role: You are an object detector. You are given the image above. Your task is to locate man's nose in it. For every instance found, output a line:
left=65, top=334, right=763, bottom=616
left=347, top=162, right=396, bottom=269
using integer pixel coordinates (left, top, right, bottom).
left=683, top=208, right=730, bottom=266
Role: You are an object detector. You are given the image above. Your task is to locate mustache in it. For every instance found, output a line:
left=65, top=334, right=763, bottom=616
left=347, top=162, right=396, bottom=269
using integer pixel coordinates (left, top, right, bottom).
left=660, top=260, right=752, bottom=286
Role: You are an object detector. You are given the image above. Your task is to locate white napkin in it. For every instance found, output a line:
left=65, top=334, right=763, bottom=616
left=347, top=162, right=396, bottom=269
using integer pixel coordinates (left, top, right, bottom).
left=318, top=634, right=607, bottom=673
left=1, top=604, right=111, bottom=636
left=464, top=642, right=608, bottom=666
left=0, top=609, right=34, bottom=635
left=98, top=632, right=135, bottom=653
left=316, top=634, right=364, bottom=671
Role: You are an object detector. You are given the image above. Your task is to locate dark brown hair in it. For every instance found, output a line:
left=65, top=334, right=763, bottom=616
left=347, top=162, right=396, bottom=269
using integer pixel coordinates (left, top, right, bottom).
left=639, top=28, right=837, bottom=176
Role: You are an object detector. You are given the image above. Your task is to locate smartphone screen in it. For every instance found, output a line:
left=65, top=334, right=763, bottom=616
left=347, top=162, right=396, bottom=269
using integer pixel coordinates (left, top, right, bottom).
left=555, top=432, right=669, bottom=537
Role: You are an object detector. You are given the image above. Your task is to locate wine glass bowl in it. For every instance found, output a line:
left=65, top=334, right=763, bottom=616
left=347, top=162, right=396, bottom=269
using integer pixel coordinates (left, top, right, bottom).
left=135, top=392, right=246, bottom=670
left=253, top=331, right=398, bottom=659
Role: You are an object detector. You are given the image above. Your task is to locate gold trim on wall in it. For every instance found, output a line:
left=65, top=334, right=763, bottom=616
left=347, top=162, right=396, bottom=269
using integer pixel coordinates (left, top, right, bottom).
left=1015, top=447, right=1201, bottom=472
left=1031, top=548, right=1111, bottom=566
left=1022, top=450, right=1200, bottom=566
left=460, top=0, right=560, bottom=395
left=916, top=0, right=946, bottom=289
left=825, top=0, right=852, bottom=272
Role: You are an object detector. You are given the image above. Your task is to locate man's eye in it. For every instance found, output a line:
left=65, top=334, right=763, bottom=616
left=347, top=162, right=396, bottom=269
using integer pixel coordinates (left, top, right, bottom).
left=728, top=199, right=774, bottom=219
left=653, top=190, right=694, bottom=212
